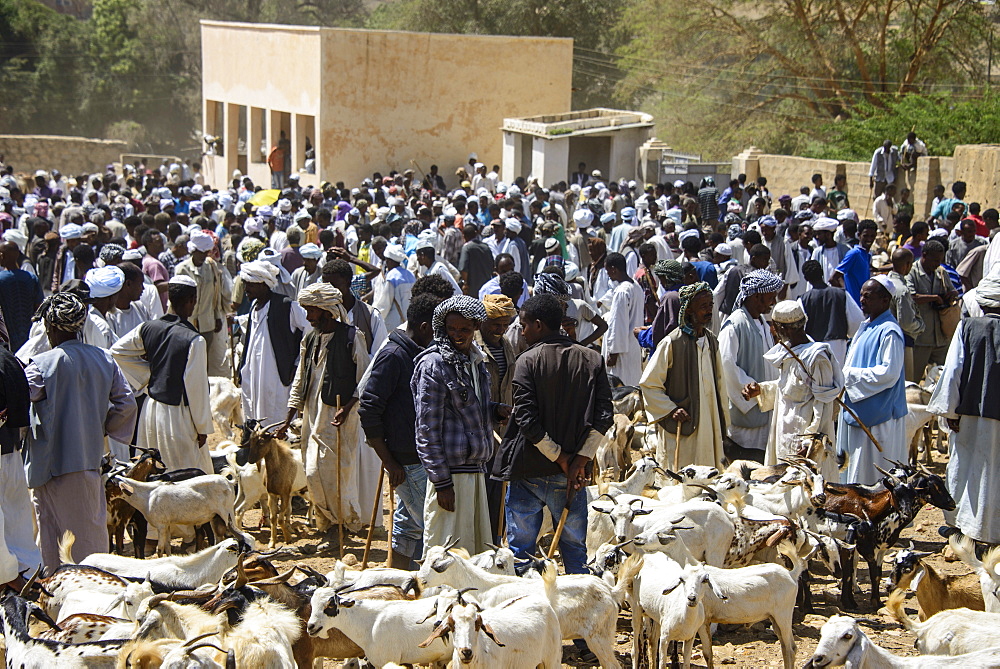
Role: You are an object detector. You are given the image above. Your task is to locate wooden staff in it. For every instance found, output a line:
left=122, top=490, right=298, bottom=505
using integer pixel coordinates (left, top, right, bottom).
left=772, top=335, right=883, bottom=452
left=548, top=485, right=576, bottom=560
left=674, top=421, right=683, bottom=470
left=387, top=485, right=396, bottom=568
left=335, top=396, right=344, bottom=557
left=362, top=468, right=384, bottom=569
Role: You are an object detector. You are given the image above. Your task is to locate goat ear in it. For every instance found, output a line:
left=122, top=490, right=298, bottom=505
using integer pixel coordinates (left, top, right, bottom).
left=661, top=578, right=681, bottom=595
left=706, top=575, right=728, bottom=600
left=417, top=618, right=453, bottom=648
left=591, top=501, right=615, bottom=514
left=339, top=597, right=355, bottom=608
left=478, top=619, right=505, bottom=647
left=119, top=481, right=134, bottom=495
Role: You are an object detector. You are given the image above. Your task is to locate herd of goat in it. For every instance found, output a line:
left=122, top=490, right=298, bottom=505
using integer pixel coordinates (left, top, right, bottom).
left=4, top=370, right=1000, bottom=667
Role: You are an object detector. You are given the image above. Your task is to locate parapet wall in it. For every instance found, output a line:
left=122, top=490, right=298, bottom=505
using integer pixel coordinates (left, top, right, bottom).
left=0, top=135, right=128, bottom=177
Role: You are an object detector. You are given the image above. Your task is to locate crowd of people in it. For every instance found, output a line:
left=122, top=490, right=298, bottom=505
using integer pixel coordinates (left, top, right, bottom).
left=0, top=145, right=996, bottom=617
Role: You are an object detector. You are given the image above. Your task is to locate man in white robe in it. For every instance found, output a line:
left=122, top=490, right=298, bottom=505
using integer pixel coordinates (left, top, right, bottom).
left=640, top=282, right=728, bottom=470
left=929, top=272, right=1000, bottom=543
left=174, top=230, right=228, bottom=377
left=110, top=276, right=214, bottom=474
left=278, top=283, right=371, bottom=549
left=108, top=262, right=153, bottom=338
left=414, top=241, right=461, bottom=295
left=373, top=244, right=414, bottom=331
left=743, top=300, right=843, bottom=474
left=601, top=252, right=644, bottom=386
left=290, top=243, right=324, bottom=296
left=837, top=276, right=909, bottom=485
left=237, top=261, right=308, bottom=428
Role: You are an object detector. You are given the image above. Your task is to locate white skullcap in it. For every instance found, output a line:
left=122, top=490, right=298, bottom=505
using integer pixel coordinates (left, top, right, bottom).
left=678, top=228, right=700, bottom=242
left=871, top=274, right=897, bottom=297
left=591, top=169, right=602, bottom=177
left=641, top=220, right=657, bottom=231
left=84, top=266, right=125, bottom=298
left=673, top=179, right=685, bottom=188
left=544, top=238, right=560, bottom=253
left=505, top=218, right=522, bottom=233
left=82, top=223, right=99, bottom=234
left=573, top=209, right=594, bottom=227
left=715, top=242, right=733, bottom=257
left=168, top=275, right=197, bottom=288
left=414, top=238, right=436, bottom=252
left=508, top=185, right=521, bottom=196
left=34, top=169, right=47, bottom=177
left=837, top=209, right=859, bottom=223
left=244, top=218, right=264, bottom=235
left=60, top=223, right=83, bottom=239
left=384, top=244, right=407, bottom=263
left=298, top=243, right=323, bottom=259
left=928, top=227, right=948, bottom=239
left=122, top=248, right=143, bottom=261
left=188, top=230, right=214, bottom=253
left=474, top=163, right=484, bottom=170
left=771, top=300, right=807, bottom=324
left=3, top=229, right=27, bottom=253
left=812, top=217, right=838, bottom=232
left=278, top=198, right=292, bottom=212
left=569, top=184, right=581, bottom=193
left=239, top=260, right=279, bottom=288
left=294, top=209, right=311, bottom=222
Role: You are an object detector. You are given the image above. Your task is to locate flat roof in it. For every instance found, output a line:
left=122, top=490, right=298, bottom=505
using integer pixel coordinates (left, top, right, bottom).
left=502, top=108, right=654, bottom=138
left=199, top=20, right=572, bottom=44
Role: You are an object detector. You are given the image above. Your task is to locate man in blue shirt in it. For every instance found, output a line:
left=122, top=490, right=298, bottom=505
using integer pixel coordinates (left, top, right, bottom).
left=0, top=241, right=43, bottom=351
left=931, top=181, right=967, bottom=222
left=832, top=220, right=877, bottom=305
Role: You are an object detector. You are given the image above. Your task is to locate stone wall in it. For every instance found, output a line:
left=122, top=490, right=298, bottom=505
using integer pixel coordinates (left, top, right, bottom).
left=0, top=135, right=128, bottom=176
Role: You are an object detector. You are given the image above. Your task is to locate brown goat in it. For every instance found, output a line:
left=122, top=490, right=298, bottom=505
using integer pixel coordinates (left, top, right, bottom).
left=245, top=425, right=306, bottom=547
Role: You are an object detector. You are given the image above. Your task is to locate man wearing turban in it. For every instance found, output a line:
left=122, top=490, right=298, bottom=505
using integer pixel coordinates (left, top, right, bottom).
left=236, top=260, right=308, bottom=430
left=930, top=270, right=1000, bottom=544
left=26, top=292, right=137, bottom=569
left=277, top=282, right=372, bottom=548
left=640, top=282, right=728, bottom=470
left=372, top=244, right=415, bottom=332
left=174, top=230, right=228, bottom=376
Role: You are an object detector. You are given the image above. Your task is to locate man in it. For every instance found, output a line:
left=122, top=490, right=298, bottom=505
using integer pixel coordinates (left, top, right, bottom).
left=719, top=269, right=783, bottom=454
left=742, top=300, right=843, bottom=474
left=411, top=296, right=510, bottom=556
left=237, top=260, right=308, bottom=427
left=717, top=244, right=772, bottom=319
left=799, top=260, right=864, bottom=370
left=899, top=131, right=927, bottom=172
left=495, top=294, right=613, bottom=578
left=931, top=181, right=967, bottom=222
left=107, top=262, right=151, bottom=340
left=26, top=293, right=136, bottom=569
left=358, top=294, right=440, bottom=569
left=368, top=244, right=412, bottom=332
left=811, top=217, right=851, bottom=283
left=50, top=222, right=83, bottom=293
left=478, top=255, right=529, bottom=305
left=787, top=221, right=813, bottom=301
left=831, top=219, right=878, bottom=305
left=83, top=266, right=124, bottom=350
left=828, top=174, right=851, bottom=211
left=173, top=230, right=227, bottom=376
left=869, top=139, right=899, bottom=198
left=0, top=342, right=42, bottom=581
left=111, top=276, right=214, bottom=474
left=838, top=277, right=908, bottom=484
left=929, top=271, right=1000, bottom=543
left=0, top=241, right=43, bottom=351
left=947, top=219, right=985, bottom=268
left=886, top=248, right=925, bottom=381
left=640, top=282, right=728, bottom=469
left=759, top=215, right=798, bottom=296
left=872, top=183, right=898, bottom=234
left=571, top=162, right=588, bottom=188
left=415, top=239, right=461, bottom=295
left=279, top=282, right=371, bottom=546
left=601, top=252, right=644, bottom=386
left=458, top=224, right=493, bottom=298
left=290, top=243, right=323, bottom=296
left=906, top=239, right=957, bottom=382
left=648, top=259, right=685, bottom=347
left=322, top=258, right=387, bottom=353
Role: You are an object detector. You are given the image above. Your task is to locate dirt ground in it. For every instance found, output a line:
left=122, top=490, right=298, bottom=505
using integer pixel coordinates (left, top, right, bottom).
left=204, top=433, right=961, bottom=668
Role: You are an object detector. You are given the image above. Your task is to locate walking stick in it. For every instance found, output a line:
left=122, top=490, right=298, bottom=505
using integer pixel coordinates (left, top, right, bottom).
left=548, top=485, right=577, bottom=560
left=362, top=468, right=384, bottom=569
left=335, top=396, right=344, bottom=558
left=387, top=485, right=396, bottom=568
left=674, top=421, right=683, bottom=470
left=228, top=321, right=239, bottom=387
left=772, top=336, right=883, bottom=452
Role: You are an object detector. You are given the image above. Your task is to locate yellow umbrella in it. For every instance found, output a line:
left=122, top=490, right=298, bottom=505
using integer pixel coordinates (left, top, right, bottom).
left=248, top=189, right=280, bottom=207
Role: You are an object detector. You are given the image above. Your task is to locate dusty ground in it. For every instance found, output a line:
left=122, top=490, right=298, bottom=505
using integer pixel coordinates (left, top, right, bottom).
left=199, top=434, right=961, bottom=668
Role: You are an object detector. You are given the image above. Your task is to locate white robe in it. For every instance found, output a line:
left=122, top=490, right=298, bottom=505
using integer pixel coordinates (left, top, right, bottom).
left=756, top=340, right=843, bottom=475
left=639, top=333, right=728, bottom=470
left=837, top=317, right=908, bottom=485
left=719, top=314, right=775, bottom=451
left=240, top=300, right=309, bottom=426
left=110, top=327, right=214, bottom=474
left=929, top=319, right=1000, bottom=543
left=372, top=268, right=413, bottom=332
left=601, top=280, right=644, bottom=386
left=288, top=330, right=372, bottom=532
left=108, top=302, right=153, bottom=339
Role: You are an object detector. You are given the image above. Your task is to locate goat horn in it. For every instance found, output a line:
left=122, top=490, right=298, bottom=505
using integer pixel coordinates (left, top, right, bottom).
left=187, top=642, right=228, bottom=655
left=688, top=483, right=719, bottom=500
left=456, top=586, right=478, bottom=606
left=443, top=535, right=461, bottom=552
left=233, top=554, right=249, bottom=589
left=295, top=564, right=328, bottom=586
left=661, top=468, right=685, bottom=482
left=250, top=565, right=297, bottom=585
left=260, top=421, right=285, bottom=434
left=614, top=539, right=633, bottom=549
left=874, top=464, right=895, bottom=478
left=627, top=498, right=645, bottom=507
left=484, top=542, right=499, bottom=551
left=19, top=564, right=41, bottom=598
left=183, top=631, right=220, bottom=648
left=145, top=593, right=174, bottom=608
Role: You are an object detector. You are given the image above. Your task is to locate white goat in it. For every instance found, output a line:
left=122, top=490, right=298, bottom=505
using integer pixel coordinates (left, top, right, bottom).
left=886, top=588, right=1000, bottom=655
left=469, top=544, right=517, bottom=575
left=68, top=535, right=247, bottom=589
left=219, top=595, right=300, bottom=669
left=804, top=614, right=1000, bottom=667
left=324, top=560, right=419, bottom=594
left=208, top=376, right=243, bottom=439
left=948, top=532, right=1000, bottom=613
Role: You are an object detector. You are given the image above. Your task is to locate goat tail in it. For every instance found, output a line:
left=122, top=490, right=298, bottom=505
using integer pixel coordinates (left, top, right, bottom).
left=614, top=552, right=644, bottom=603
left=948, top=530, right=985, bottom=571
left=58, top=530, right=76, bottom=565
left=776, top=539, right=806, bottom=581
left=540, top=559, right=559, bottom=608
left=886, top=588, right=920, bottom=632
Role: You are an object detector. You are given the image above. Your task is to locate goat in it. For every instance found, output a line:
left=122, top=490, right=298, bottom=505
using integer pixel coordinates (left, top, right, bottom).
left=888, top=546, right=984, bottom=619
left=107, top=474, right=245, bottom=556
left=130, top=594, right=227, bottom=643
left=205, top=585, right=301, bottom=669
left=886, top=587, right=1000, bottom=656
left=242, top=422, right=311, bottom=546
left=209, top=376, right=243, bottom=439
left=323, top=560, right=419, bottom=594
left=617, top=552, right=710, bottom=669
left=54, top=576, right=153, bottom=624
left=585, top=456, right=667, bottom=554
left=947, top=530, right=1000, bottom=613
left=118, top=632, right=235, bottom=669
left=654, top=464, right=721, bottom=504
left=469, top=544, right=517, bottom=576
left=105, top=449, right=166, bottom=556
left=420, top=562, right=562, bottom=668
left=417, top=542, right=622, bottom=668
left=68, top=535, right=249, bottom=589
left=804, top=613, right=1000, bottom=667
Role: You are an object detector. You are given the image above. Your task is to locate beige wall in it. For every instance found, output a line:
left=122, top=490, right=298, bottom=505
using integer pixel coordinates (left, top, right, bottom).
left=318, top=28, right=573, bottom=186
left=0, top=135, right=127, bottom=177
left=952, top=145, right=1000, bottom=210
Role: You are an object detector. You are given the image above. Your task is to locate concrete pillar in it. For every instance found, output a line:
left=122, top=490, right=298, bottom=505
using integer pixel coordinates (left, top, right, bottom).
left=267, top=109, right=282, bottom=149
left=732, top=146, right=764, bottom=183
left=248, top=108, right=263, bottom=165
left=502, top=131, right=518, bottom=185
left=224, top=103, right=240, bottom=182
left=531, top=136, right=569, bottom=186
left=291, top=113, right=311, bottom=179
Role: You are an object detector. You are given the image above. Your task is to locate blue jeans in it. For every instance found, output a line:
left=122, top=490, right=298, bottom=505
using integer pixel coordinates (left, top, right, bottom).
left=506, top=474, right=588, bottom=574
left=392, top=463, right=427, bottom=560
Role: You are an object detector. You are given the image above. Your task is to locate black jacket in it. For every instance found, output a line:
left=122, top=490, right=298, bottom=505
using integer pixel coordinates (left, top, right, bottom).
left=358, top=330, right=423, bottom=466
left=494, top=333, right=614, bottom=481
left=0, top=347, right=29, bottom=455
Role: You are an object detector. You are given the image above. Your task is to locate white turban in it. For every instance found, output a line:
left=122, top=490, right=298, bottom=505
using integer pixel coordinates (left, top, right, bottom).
left=244, top=218, right=264, bottom=235
left=812, top=217, right=838, bottom=232
left=123, top=248, right=143, bottom=262
left=3, top=229, right=27, bottom=253
left=298, top=282, right=348, bottom=322
left=414, top=238, right=435, bottom=252
left=976, top=265, right=1000, bottom=309
left=239, top=260, right=279, bottom=289
left=188, top=230, right=214, bottom=253
left=257, top=247, right=293, bottom=284
left=384, top=244, right=407, bottom=264
left=84, top=266, right=125, bottom=298
left=298, top=243, right=323, bottom=260
left=60, top=223, right=83, bottom=240
left=678, top=228, right=700, bottom=242
left=505, top=218, right=522, bottom=233
left=837, top=209, right=859, bottom=223
left=278, top=198, right=292, bottom=212
left=573, top=208, right=594, bottom=228
left=169, top=275, right=197, bottom=288
left=715, top=242, right=733, bottom=257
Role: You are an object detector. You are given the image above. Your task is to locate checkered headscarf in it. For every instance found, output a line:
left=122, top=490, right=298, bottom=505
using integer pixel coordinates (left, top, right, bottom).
left=735, top=269, right=783, bottom=309
left=679, top=281, right=712, bottom=336
left=34, top=293, right=88, bottom=333
left=432, top=296, right=488, bottom=341
left=533, top=272, right=571, bottom=301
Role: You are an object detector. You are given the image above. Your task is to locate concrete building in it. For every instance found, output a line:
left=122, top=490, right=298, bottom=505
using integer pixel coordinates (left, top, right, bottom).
left=501, top=108, right=654, bottom=186
left=200, top=21, right=573, bottom=189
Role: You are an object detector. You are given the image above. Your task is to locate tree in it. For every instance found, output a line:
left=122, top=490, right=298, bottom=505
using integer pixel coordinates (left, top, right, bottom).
left=615, top=0, right=991, bottom=159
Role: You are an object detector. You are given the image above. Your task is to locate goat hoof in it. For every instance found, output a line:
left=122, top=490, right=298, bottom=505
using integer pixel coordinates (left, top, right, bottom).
left=841, top=597, right=859, bottom=611
left=298, top=544, right=317, bottom=556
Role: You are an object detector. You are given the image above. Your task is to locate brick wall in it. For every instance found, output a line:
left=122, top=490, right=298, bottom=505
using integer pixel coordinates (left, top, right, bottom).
left=0, top=135, right=128, bottom=177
